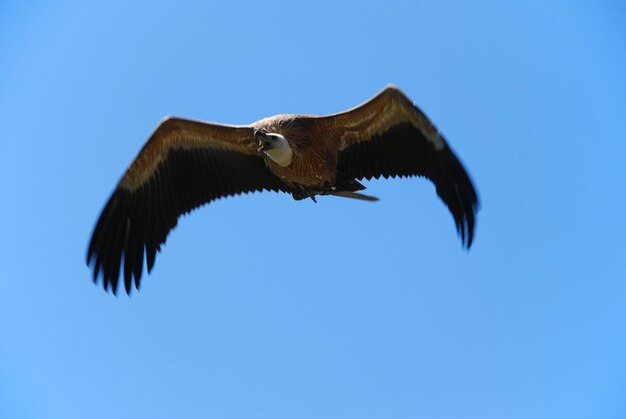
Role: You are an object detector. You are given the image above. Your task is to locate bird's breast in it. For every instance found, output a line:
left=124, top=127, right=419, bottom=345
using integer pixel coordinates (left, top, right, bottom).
left=265, top=147, right=336, bottom=188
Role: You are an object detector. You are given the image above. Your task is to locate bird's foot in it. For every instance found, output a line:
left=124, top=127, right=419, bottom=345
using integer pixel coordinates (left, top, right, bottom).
left=291, top=187, right=318, bottom=203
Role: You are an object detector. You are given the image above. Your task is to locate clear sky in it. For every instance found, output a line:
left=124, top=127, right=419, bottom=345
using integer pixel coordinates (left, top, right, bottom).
left=1, top=1, right=625, bottom=418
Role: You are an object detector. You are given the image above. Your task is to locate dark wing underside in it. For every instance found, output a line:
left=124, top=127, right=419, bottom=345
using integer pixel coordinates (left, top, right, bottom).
left=337, top=121, right=479, bottom=247
left=87, top=147, right=289, bottom=294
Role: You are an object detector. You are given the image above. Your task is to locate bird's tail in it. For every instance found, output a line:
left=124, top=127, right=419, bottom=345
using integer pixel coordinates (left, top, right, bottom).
left=331, top=175, right=379, bottom=201
left=329, top=191, right=379, bottom=201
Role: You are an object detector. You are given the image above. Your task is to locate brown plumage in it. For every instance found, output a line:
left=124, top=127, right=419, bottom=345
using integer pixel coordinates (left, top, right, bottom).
left=87, top=85, right=479, bottom=294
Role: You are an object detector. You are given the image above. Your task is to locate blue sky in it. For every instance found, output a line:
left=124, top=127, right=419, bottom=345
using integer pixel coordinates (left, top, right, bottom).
left=1, top=1, right=625, bottom=418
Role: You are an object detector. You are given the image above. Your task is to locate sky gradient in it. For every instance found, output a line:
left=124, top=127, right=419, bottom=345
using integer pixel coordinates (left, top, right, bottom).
left=1, top=1, right=626, bottom=418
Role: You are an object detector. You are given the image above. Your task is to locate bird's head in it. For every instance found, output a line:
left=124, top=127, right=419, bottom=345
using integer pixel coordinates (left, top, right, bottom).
left=254, top=129, right=281, bottom=149
left=254, top=128, right=293, bottom=166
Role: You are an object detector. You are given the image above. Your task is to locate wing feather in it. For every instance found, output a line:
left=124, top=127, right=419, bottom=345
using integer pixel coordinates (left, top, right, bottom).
left=87, top=117, right=290, bottom=294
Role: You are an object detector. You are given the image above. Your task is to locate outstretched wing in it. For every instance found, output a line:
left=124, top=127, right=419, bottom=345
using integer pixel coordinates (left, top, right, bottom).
left=316, top=85, right=479, bottom=247
left=87, top=117, right=289, bottom=294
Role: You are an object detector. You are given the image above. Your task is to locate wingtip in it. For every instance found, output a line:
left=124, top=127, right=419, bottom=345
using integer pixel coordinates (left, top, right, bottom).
left=460, top=197, right=479, bottom=250
left=437, top=154, right=479, bottom=251
left=462, top=216, right=475, bottom=250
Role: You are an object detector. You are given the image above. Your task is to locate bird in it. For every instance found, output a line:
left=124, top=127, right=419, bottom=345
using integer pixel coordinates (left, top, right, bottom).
left=87, top=85, right=479, bottom=294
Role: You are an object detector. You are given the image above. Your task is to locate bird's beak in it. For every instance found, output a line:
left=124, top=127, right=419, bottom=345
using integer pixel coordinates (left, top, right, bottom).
left=254, top=129, right=271, bottom=151
left=254, top=129, right=269, bottom=140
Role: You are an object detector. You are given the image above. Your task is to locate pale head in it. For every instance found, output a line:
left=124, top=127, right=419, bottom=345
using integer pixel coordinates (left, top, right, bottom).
left=254, top=129, right=293, bottom=167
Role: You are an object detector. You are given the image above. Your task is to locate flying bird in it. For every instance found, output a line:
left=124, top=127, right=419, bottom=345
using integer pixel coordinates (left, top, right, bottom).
left=87, top=85, right=479, bottom=294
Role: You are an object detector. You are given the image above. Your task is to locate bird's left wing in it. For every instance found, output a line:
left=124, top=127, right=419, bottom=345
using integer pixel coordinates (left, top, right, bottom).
left=87, top=117, right=289, bottom=294
left=313, top=86, right=479, bottom=247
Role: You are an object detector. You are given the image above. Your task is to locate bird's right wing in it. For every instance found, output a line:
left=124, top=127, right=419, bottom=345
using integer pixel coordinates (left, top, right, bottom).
left=87, top=117, right=290, bottom=294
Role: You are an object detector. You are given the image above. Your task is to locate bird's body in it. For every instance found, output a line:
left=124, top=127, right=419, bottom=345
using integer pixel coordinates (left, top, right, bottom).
left=254, top=115, right=337, bottom=189
left=87, top=85, right=480, bottom=294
